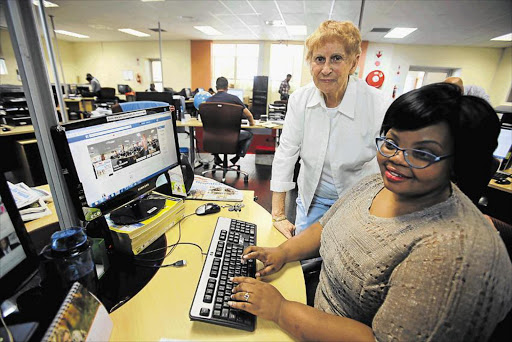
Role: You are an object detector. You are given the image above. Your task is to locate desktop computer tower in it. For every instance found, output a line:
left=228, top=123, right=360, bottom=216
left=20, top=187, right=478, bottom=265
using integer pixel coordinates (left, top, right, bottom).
left=252, top=76, right=268, bottom=119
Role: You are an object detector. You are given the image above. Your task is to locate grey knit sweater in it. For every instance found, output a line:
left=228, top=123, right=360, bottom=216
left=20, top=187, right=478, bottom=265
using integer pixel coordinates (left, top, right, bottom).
left=315, top=174, right=512, bottom=341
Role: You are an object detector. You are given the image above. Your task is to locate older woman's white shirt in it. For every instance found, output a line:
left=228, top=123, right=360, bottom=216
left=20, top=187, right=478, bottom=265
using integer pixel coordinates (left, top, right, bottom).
left=270, top=76, right=391, bottom=214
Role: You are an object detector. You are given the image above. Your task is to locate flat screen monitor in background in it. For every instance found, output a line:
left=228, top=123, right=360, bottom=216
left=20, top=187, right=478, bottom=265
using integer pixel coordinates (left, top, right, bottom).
left=227, top=89, right=244, bottom=103
left=118, top=84, right=131, bottom=94
left=0, top=172, right=38, bottom=308
left=494, top=127, right=512, bottom=159
left=51, top=106, right=181, bottom=224
left=135, top=91, right=174, bottom=104
left=76, top=85, right=91, bottom=96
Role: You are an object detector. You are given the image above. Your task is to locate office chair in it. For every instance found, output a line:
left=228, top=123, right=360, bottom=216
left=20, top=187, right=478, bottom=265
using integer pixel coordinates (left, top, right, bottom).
left=199, top=102, right=249, bottom=183
left=96, top=87, right=118, bottom=109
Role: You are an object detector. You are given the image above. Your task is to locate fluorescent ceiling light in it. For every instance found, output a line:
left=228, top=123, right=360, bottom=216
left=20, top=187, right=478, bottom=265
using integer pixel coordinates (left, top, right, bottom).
left=54, top=30, right=89, bottom=38
left=194, top=26, right=222, bottom=36
left=384, top=27, right=417, bottom=39
left=33, top=0, right=59, bottom=7
left=286, top=25, right=307, bottom=36
left=141, top=0, right=165, bottom=2
left=491, top=33, right=512, bottom=41
left=265, top=20, right=285, bottom=27
left=118, top=29, right=151, bottom=37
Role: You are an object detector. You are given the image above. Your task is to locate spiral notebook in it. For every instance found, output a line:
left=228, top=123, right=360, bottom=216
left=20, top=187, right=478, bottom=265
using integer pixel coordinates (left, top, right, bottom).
left=42, top=282, right=113, bottom=342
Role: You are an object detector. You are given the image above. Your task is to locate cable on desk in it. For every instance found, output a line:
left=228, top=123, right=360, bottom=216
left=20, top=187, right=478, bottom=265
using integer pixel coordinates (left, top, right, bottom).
left=134, top=213, right=206, bottom=268
left=0, top=306, right=14, bottom=342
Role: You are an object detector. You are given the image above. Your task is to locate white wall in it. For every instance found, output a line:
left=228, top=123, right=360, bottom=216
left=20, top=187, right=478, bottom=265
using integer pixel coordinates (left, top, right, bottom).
left=362, top=42, right=507, bottom=106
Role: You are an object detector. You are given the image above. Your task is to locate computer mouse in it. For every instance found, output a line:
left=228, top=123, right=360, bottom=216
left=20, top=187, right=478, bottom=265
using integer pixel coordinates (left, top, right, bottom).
left=1, top=126, right=10, bottom=132
left=195, top=203, right=221, bottom=216
left=496, top=178, right=511, bottom=185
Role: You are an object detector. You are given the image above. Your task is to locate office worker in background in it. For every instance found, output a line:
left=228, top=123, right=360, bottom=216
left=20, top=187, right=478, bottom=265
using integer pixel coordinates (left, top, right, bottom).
left=206, top=76, right=256, bottom=165
left=278, top=74, right=292, bottom=100
left=270, top=20, right=390, bottom=238
left=445, top=76, right=491, bottom=103
left=147, top=83, right=157, bottom=92
left=85, top=73, right=101, bottom=94
left=231, top=83, right=512, bottom=341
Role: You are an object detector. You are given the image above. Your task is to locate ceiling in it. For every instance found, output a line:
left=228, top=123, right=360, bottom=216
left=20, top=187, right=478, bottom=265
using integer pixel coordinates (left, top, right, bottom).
left=1, top=0, right=511, bottom=48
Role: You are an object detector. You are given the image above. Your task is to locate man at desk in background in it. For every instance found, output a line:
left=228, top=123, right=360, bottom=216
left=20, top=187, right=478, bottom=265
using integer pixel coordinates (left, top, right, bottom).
left=279, top=74, right=292, bottom=100
left=444, top=76, right=490, bottom=103
left=206, top=76, right=256, bottom=166
left=86, top=73, right=101, bottom=95
left=147, top=83, right=157, bottom=92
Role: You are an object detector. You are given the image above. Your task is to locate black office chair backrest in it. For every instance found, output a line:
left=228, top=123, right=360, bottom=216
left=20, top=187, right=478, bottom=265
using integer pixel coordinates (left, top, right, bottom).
left=199, top=102, right=243, bottom=155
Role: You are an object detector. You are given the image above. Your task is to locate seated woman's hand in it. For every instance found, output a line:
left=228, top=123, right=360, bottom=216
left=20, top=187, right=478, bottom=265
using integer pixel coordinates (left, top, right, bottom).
left=228, top=276, right=285, bottom=323
left=273, top=219, right=295, bottom=239
left=242, top=246, right=287, bottom=277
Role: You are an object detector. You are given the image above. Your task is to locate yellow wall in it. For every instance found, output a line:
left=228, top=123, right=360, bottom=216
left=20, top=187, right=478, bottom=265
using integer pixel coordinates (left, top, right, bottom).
left=489, top=47, right=512, bottom=105
left=1, top=29, right=22, bottom=85
left=1, top=28, right=78, bottom=86
left=70, top=40, right=191, bottom=92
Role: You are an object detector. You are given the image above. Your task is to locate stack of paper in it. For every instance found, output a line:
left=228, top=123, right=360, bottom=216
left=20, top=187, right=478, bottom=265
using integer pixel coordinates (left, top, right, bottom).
left=106, top=195, right=185, bottom=255
left=187, top=175, right=243, bottom=202
left=8, top=182, right=52, bottom=221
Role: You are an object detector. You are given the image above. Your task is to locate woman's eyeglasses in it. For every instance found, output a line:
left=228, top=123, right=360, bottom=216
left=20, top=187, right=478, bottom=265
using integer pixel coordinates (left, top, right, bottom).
left=375, top=137, right=453, bottom=169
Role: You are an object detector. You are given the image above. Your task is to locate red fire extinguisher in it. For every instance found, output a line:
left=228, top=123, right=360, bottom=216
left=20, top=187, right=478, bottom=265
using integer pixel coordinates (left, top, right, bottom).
left=392, top=85, right=397, bottom=99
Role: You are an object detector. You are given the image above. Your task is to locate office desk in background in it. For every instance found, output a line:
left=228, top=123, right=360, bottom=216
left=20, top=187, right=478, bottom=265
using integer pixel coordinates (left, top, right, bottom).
left=176, top=118, right=283, bottom=166
left=108, top=190, right=305, bottom=341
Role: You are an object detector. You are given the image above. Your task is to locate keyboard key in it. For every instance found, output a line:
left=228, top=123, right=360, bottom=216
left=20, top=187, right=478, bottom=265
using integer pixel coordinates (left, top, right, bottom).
left=200, top=308, right=210, bottom=317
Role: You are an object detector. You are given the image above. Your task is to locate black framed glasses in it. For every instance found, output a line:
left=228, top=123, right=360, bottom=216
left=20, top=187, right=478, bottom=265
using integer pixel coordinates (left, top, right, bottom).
left=375, top=137, right=453, bottom=169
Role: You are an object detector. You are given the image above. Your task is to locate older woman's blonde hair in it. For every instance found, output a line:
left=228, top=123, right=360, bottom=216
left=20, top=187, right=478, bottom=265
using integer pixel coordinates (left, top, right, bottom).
left=305, top=20, right=362, bottom=62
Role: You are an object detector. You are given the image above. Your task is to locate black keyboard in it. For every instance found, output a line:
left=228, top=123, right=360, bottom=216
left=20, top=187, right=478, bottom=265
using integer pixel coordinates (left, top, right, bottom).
left=189, top=217, right=257, bottom=331
left=492, top=171, right=510, bottom=180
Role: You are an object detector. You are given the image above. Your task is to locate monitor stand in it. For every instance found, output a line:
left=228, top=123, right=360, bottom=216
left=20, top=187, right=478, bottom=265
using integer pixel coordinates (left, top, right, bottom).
left=109, top=197, right=165, bottom=225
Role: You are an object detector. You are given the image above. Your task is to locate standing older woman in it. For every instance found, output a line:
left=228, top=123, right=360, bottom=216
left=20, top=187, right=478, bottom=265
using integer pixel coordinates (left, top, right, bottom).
left=271, top=20, right=390, bottom=238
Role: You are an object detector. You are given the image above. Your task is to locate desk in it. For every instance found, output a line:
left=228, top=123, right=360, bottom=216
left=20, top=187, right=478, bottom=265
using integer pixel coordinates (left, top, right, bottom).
left=488, top=169, right=512, bottom=194
left=176, top=118, right=283, bottom=166
left=109, top=191, right=305, bottom=341
left=24, top=185, right=57, bottom=233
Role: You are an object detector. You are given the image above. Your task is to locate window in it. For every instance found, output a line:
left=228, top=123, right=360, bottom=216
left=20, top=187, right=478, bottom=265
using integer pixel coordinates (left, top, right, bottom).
left=403, top=67, right=456, bottom=93
left=150, top=59, right=163, bottom=91
left=269, top=44, right=304, bottom=103
left=211, top=44, right=259, bottom=94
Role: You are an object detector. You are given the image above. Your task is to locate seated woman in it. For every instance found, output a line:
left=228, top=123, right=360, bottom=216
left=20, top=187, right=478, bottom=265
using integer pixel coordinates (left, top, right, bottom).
left=229, top=83, right=512, bottom=341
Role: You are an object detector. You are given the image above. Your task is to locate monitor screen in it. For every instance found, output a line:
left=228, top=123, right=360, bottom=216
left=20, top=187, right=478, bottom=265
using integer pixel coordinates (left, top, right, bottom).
left=227, top=89, right=244, bottom=102
left=51, top=106, right=180, bottom=220
left=76, top=85, right=90, bottom=95
left=118, top=84, right=130, bottom=94
left=0, top=172, right=38, bottom=304
left=494, top=127, right=512, bottom=159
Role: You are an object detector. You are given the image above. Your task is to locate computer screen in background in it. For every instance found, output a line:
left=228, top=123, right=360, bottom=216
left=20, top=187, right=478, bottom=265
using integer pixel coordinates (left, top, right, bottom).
left=118, top=84, right=130, bottom=94
left=494, top=127, right=512, bottom=159
left=0, top=172, right=38, bottom=307
left=227, top=89, right=244, bottom=103
left=51, top=106, right=180, bottom=223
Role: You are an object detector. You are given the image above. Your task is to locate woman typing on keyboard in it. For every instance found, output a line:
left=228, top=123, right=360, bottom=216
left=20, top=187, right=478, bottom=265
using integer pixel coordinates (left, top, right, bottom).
left=229, top=83, right=512, bottom=341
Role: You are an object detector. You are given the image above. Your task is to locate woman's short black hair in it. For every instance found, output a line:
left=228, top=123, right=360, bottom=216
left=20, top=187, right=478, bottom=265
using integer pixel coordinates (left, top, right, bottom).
left=380, top=82, right=500, bottom=203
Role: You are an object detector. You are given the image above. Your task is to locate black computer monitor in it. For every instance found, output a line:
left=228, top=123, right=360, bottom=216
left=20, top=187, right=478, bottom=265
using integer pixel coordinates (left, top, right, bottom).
left=180, top=88, right=192, bottom=99
left=135, top=91, right=174, bottom=103
left=76, top=85, right=91, bottom=96
left=0, top=172, right=39, bottom=305
left=118, top=84, right=131, bottom=94
left=51, top=106, right=181, bottom=223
